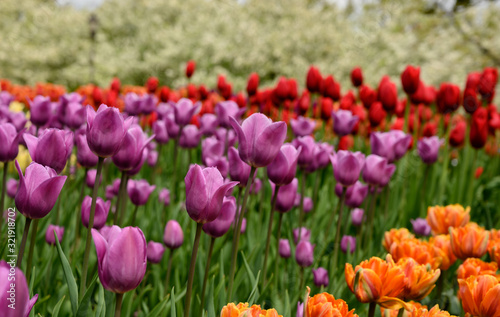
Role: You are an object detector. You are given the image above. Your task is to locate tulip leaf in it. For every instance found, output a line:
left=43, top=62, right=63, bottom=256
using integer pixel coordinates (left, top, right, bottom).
left=104, top=289, right=115, bottom=317
left=52, top=295, right=65, bottom=317
left=241, top=251, right=260, bottom=305
left=283, top=290, right=290, bottom=317
left=54, top=231, right=79, bottom=316
left=122, top=290, right=134, bottom=316
left=207, top=277, right=215, bottom=317
left=216, top=251, right=226, bottom=309
left=170, top=287, right=176, bottom=317
left=76, top=273, right=98, bottom=317
left=96, top=284, right=105, bottom=317
left=146, top=294, right=170, bottom=317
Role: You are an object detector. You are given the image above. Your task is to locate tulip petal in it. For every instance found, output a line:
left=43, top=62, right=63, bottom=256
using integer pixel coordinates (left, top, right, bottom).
left=480, top=284, right=500, bottom=317
left=29, top=175, right=67, bottom=219
left=23, top=133, right=39, bottom=162
left=254, top=121, right=287, bottom=167
left=229, top=117, right=249, bottom=163
left=378, top=296, right=411, bottom=310
left=205, top=181, right=239, bottom=223
left=26, top=294, right=39, bottom=317
left=91, top=228, right=108, bottom=270
left=185, top=165, right=209, bottom=222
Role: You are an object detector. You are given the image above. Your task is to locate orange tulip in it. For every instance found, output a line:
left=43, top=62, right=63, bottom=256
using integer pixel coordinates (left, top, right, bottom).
left=305, top=290, right=358, bottom=317
left=221, top=303, right=282, bottom=317
left=345, top=256, right=410, bottom=310
left=409, top=305, right=455, bottom=317
left=489, top=229, right=500, bottom=242
left=459, top=275, right=500, bottom=317
left=429, top=235, right=457, bottom=271
left=449, top=223, right=489, bottom=260
left=394, top=257, right=441, bottom=301
left=381, top=302, right=427, bottom=317
left=457, top=258, right=498, bottom=280
left=383, top=228, right=415, bottom=252
left=488, top=239, right=500, bottom=267
left=426, top=204, right=470, bottom=235
left=390, top=238, right=442, bottom=270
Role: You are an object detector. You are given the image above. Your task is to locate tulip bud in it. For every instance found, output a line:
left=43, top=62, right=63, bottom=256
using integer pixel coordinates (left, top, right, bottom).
left=295, top=241, right=314, bottom=267
left=6, top=178, right=18, bottom=199
left=330, top=151, right=365, bottom=187
left=350, top=67, right=363, bottom=87
left=228, top=147, right=251, bottom=186
left=240, top=218, right=247, bottom=233
left=470, top=107, right=488, bottom=149
left=345, top=182, right=369, bottom=208
left=332, top=109, right=359, bottom=137
left=163, top=220, right=184, bottom=249
left=246, top=73, right=260, bottom=96
left=152, top=120, right=169, bottom=144
left=250, top=178, right=262, bottom=194
left=199, top=114, right=218, bottom=136
left=293, top=227, right=311, bottom=244
left=368, top=102, right=386, bottom=127
left=267, top=144, right=301, bottom=186
left=0, top=261, right=38, bottom=315
left=417, top=137, right=444, bottom=164
left=312, top=267, right=329, bottom=287
left=370, top=131, right=411, bottom=163
left=29, top=96, right=52, bottom=127
left=290, top=116, right=316, bottom=137
left=436, top=83, right=460, bottom=113
left=24, top=128, right=73, bottom=174
left=306, top=66, right=322, bottom=93
left=173, top=98, right=200, bottom=126
left=185, top=60, right=196, bottom=78
left=359, top=85, right=377, bottom=109
left=362, top=155, right=396, bottom=187
left=202, top=196, right=236, bottom=238
left=112, top=124, right=154, bottom=171
left=272, top=178, right=299, bottom=213
left=401, top=65, right=420, bottom=95
left=45, top=224, right=64, bottom=245
left=81, top=196, right=111, bottom=229
left=351, top=208, right=365, bottom=226
left=378, top=76, right=398, bottom=112
left=146, top=77, right=159, bottom=94
left=158, top=188, right=170, bottom=206
left=411, top=218, right=431, bottom=236
left=75, top=133, right=99, bottom=168
left=341, top=235, right=356, bottom=254
left=147, top=241, right=165, bottom=264
left=127, top=179, right=156, bottom=206
left=179, top=124, right=201, bottom=149
left=279, top=239, right=291, bottom=258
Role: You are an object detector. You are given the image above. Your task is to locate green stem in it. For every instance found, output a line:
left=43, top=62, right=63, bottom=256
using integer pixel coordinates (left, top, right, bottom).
left=115, top=293, right=124, bottom=317
left=227, top=166, right=256, bottom=302
left=316, top=188, right=345, bottom=267
left=184, top=223, right=203, bottom=317
left=437, top=124, right=451, bottom=204
left=397, top=307, right=405, bottom=317
left=296, top=171, right=307, bottom=244
left=0, top=162, right=8, bottom=225
left=25, top=219, right=39, bottom=283
left=368, top=302, right=376, bottom=317
left=130, top=204, right=140, bottom=227
left=466, top=150, right=478, bottom=207
left=17, top=218, right=32, bottom=268
left=165, top=249, right=173, bottom=294
left=75, top=169, right=88, bottom=243
left=80, top=156, right=104, bottom=297
left=262, top=185, right=280, bottom=286
left=330, top=187, right=346, bottom=275
left=274, top=212, right=284, bottom=290
left=118, top=174, right=130, bottom=226
left=114, top=171, right=127, bottom=225
left=365, top=188, right=378, bottom=250
left=200, top=237, right=215, bottom=311
left=172, top=135, right=180, bottom=203
left=298, top=267, right=305, bottom=293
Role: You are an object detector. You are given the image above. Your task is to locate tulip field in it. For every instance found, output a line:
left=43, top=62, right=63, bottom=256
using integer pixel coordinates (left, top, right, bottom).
left=0, top=63, right=499, bottom=317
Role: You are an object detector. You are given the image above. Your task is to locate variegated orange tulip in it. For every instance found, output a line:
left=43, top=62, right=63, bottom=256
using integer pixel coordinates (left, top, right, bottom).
left=221, top=303, right=282, bottom=317
left=429, top=235, right=457, bottom=271
left=409, top=305, right=455, bottom=317
left=394, top=257, right=441, bottom=301
left=390, top=238, right=442, bottom=270
left=345, top=256, right=410, bottom=310
left=305, top=291, right=358, bottom=317
left=489, top=229, right=500, bottom=242
left=449, top=223, right=489, bottom=260
left=457, top=258, right=498, bottom=280
left=426, top=204, right=470, bottom=235
left=459, top=275, right=500, bottom=317
left=383, top=228, right=415, bottom=252
left=488, top=239, right=500, bottom=267
left=381, top=302, right=427, bottom=317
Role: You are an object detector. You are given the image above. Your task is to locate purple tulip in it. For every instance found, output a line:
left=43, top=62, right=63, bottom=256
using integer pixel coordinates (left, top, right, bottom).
left=81, top=196, right=111, bottom=229
left=59, top=100, right=86, bottom=129
left=295, top=241, right=314, bottom=267
left=29, top=96, right=52, bottom=127
left=228, top=147, right=251, bottom=186
left=341, top=235, right=356, bottom=254
left=295, top=195, right=313, bottom=213
left=24, top=128, right=73, bottom=174
left=279, top=239, right=291, bottom=258
left=312, top=267, right=329, bottom=287
left=163, top=220, right=184, bottom=249
left=147, top=241, right=165, bottom=264
left=173, top=98, right=200, bottom=126
left=311, top=142, right=334, bottom=171
left=141, top=94, right=157, bottom=115
left=240, top=218, right=247, bottom=234
left=345, top=181, right=369, bottom=208
left=75, top=133, right=99, bottom=168
left=6, top=178, right=18, bottom=199
left=147, top=150, right=158, bottom=167
left=8, top=111, right=27, bottom=132
left=158, top=188, right=170, bottom=206
left=15, top=161, right=67, bottom=219
left=267, top=144, right=301, bottom=186
left=417, top=136, right=444, bottom=164
left=86, top=104, right=133, bottom=158
left=164, top=113, right=180, bottom=138
left=112, top=124, right=154, bottom=171
left=202, top=196, right=236, bottom=238
left=199, top=113, right=218, bottom=136
left=0, top=260, right=38, bottom=316
left=45, top=224, right=64, bottom=245
left=362, top=154, right=396, bottom=187
left=205, top=156, right=229, bottom=179
left=202, top=136, right=224, bottom=165
left=92, top=226, right=147, bottom=293
left=156, top=102, right=173, bottom=120
left=411, top=218, right=431, bottom=236
left=250, top=178, right=262, bottom=195
left=126, top=148, right=148, bottom=176
left=272, top=178, right=298, bottom=213
left=371, top=130, right=412, bottom=162
left=292, top=136, right=316, bottom=169
left=293, top=227, right=311, bottom=244
left=290, top=116, right=316, bottom=137
left=332, top=109, right=358, bottom=136
left=105, top=178, right=121, bottom=200
left=351, top=208, right=365, bottom=226
left=152, top=120, right=169, bottom=144
left=184, top=165, right=238, bottom=223
left=179, top=124, right=201, bottom=149
left=330, top=151, right=365, bottom=187
left=86, top=169, right=102, bottom=188
left=127, top=179, right=155, bottom=206
left=0, top=91, right=15, bottom=106
left=215, top=128, right=236, bottom=148
left=215, top=101, right=245, bottom=128
left=229, top=113, right=287, bottom=168
left=124, top=93, right=143, bottom=116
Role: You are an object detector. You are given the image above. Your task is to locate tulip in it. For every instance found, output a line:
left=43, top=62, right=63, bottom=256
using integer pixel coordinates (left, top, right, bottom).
left=24, top=128, right=73, bottom=174
left=199, top=113, right=218, bottom=136
left=457, top=258, right=497, bottom=280
left=164, top=113, right=180, bottom=138
left=279, top=239, right=291, bottom=258
left=306, top=66, right=322, bottom=93
left=370, top=131, right=412, bottom=163
left=0, top=123, right=25, bottom=163
left=360, top=85, right=377, bottom=109
left=86, top=104, right=133, bottom=158
left=401, top=66, right=420, bottom=95
left=312, top=267, right=329, bottom=287
left=322, top=75, right=341, bottom=101
left=215, top=101, right=245, bottom=129
left=330, top=151, right=365, bottom=187
left=290, top=116, right=316, bottom=137
left=5, top=178, right=17, bottom=199
left=459, top=275, right=500, bottom=317
left=220, top=303, right=281, bottom=316
left=202, top=196, right=236, bottom=238
left=293, top=227, right=311, bottom=244
left=0, top=260, right=38, bottom=316
left=215, top=127, right=236, bottom=149
left=75, top=133, right=98, bottom=168
left=246, top=72, right=260, bottom=96
left=351, top=208, right=365, bottom=226
left=345, top=182, right=369, bottom=208
left=202, top=136, right=224, bottom=165
left=304, top=292, right=358, bottom=317
left=426, top=204, right=470, bottom=235
left=112, top=124, right=154, bottom=171
left=147, top=150, right=158, bottom=167
left=185, top=60, right=196, bottom=78
left=351, top=67, right=363, bottom=87
left=393, top=257, right=440, bottom=302
left=417, top=136, right=444, bottom=164
left=29, top=96, right=51, bottom=127
left=377, top=76, right=398, bottom=113
left=147, top=241, right=165, bottom=264
left=59, top=100, right=86, bottom=129
left=81, top=196, right=110, bottom=229
left=267, top=144, right=301, bottom=186
left=178, top=124, right=200, bottom=149
left=436, top=83, right=460, bottom=113
left=449, top=120, right=466, bottom=147
left=126, top=179, right=155, bottom=207
left=240, top=218, right=247, bottom=233
left=228, top=147, right=251, bottom=186
left=173, top=98, right=200, bottom=126
left=296, top=240, right=314, bottom=268
left=293, top=136, right=317, bottom=170
left=162, top=220, right=184, bottom=250
left=85, top=169, right=102, bottom=188
left=382, top=228, right=415, bottom=252
left=152, top=120, right=169, bottom=144
left=429, top=234, right=457, bottom=271
left=410, top=218, right=431, bottom=236
left=389, top=237, right=443, bottom=270
left=303, top=197, right=313, bottom=213
left=470, top=107, right=488, bottom=149
left=332, top=110, right=359, bottom=137
left=449, top=223, right=489, bottom=260
left=341, top=235, right=356, bottom=254
left=158, top=188, right=170, bottom=206
left=362, top=155, right=396, bottom=187
left=250, top=178, right=262, bottom=194
left=45, top=224, right=64, bottom=245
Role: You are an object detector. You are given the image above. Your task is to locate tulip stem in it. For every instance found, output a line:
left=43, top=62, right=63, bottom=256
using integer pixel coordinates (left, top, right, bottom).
left=81, top=156, right=104, bottom=298
left=26, top=219, right=39, bottom=283
left=274, top=212, right=284, bottom=290
left=466, top=150, right=478, bottom=207
left=117, top=174, right=130, bottom=226
left=316, top=188, right=345, bottom=267
left=172, top=138, right=180, bottom=203
left=330, top=188, right=346, bottom=276
left=75, top=168, right=88, bottom=243
left=262, top=185, right=280, bottom=286
left=114, top=171, right=127, bottom=225
left=397, top=307, right=405, bottom=317
left=298, top=267, right=304, bottom=293
left=0, top=161, right=8, bottom=225
left=18, top=218, right=32, bottom=268
left=165, top=249, right=173, bottom=294
left=115, top=293, right=123, bottom=317
left=184, top=223, right=203, bottom=317
left=228, top=166, right=256, bottom=302
left=296, top=171, right=307, bottom=245
left=365, top=187, right=378, bottom=250
left=368, top=302, right=376, bottom=317
left=130, top=204, right=139, bottom=227
left=437, top=125, right=451, bottom=204
left=200, top=237, right=215, bottom=311
left=231, top=187, right=243, bottom=239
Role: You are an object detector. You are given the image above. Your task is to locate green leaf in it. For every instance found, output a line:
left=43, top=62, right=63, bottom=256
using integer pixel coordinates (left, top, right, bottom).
left=207, top=277, right=215, bottom=317
left=241, top=251, right=260, bottom=305
left=54, top=231, right=78, bottom=315
left=52, top=295, right=65, bottom=317
left=146, top=295, right=170, bottom=317
left=170, top=287, right=176, bottom=317
left=104, top=289, right=115, bottom=317
left=96, top=284, right=105, bottom=317
left=76, top=273, right=98, bottom=317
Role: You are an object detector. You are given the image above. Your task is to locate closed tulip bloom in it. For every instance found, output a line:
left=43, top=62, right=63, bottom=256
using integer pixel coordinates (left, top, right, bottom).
left=267, top=144, right=301, bottom=186
left=332, top=110, right=359, bottom=137
left=306, top=66, right=322, bottom=93
left=178, top=124, right=200, bottom=149
left=147, top=241, right=165, bottom=264
left=92, top=226, right=147, bottom=293
left=459, top=275, right=500, bottom=317
left=296, top=240, right=314, bottom=267
left=126, top=147, right=149, bottom=177
left=250, top=178, right=262, bottom=195
left=147, top=150, right=158, bottom=167
left=351, top=67, right=363, bottom=87
left=127, top=179, right=155, bottom=206
left=230, top=113, right=287, bottom=168
left=45, top=224, right=64, bottom=245
left=205, top=156, right=229, bottom=179
left=470, top=107, right=488, bottom=149
left=362, top=155, right=396, bottom=187
left=199, top=113, right=218, bottom=136
left=24, top=128, right=73, bottom=174
left=371, top=131, right=412, bottom=163
left=417, top=137, right=444, bottom=164
left=246, top=72, right=260, bottom=96
left=85, top=169, right=102, bottom=188
left=86, top=104, right=133, bottom=158
left=394, top=257, right=440, bottom=301
left=75, top=134, right=98, bottom=168
left=215, top=128, right=236, bottom=148
left=163, top=220, right=184, bottom=249
left=345, top=182, right=369, bottom=208
left=112, top=124, right=154, bottom=171
left=312, top=267, right=329, bottom=287
left=383, top=228, right=415, bottom=252
left=297, top=302, right=304, bottom=317
left=359, top=85, right=377, bottom=109
left=0, top=260, right=38, bottom=316
left=426, top=204, right=470, bottom=235
left=202, top=196, right=236, bottom=238
left=29, top=95, right=52, bottom=127
left=173, top=98, right=200, bottom=126
left=341, top=235, right=356, bottom=254
left=330, top=151, right=365, bottom=187
left=436, top=83, right=460, bottom=113
left=401, top=66, right=420, bottom=95
left=152, top=120, right=169, bottom=144
left=273, top=178, right=299, bottom=213
left=279, top=239, right=291, bottom=258
left=378, top=76, right=398, bottom=112
left=305, top=292, right=358, bottom=317
left=164, top=113, right=180, bottom=138
left=411, top=218, right=431, bottom=236
left=351, top=208, right=365, bottom=226
left=158, top=188, right=170, bottom=206
left=450, top=223, right=489, bottom=260
left=81, top=196, right=111, bottom=229
left=290, top=116, right=316, bottom=137
left=293, top=136, right=316, bottom=169
left=303, top=197, right=313, bottom=213
left=457, top=258, right=498, bottom=280
left=313, top=142, right=334, bottom=171
left=61, top=101, right=86, bottom=129
left=293, top=227, right=311, bottom=244
left=15, top=161, right=67, bottom=219
left=0, top=123, right=23, bottom=162
left=449, top=120, right=466, bottom=147
left=228, top=147, right=251, bottom=186
left=215, top=101, right=245, bottom=129
left=7, top=111, right=28, bottom=132
left=202, top=136, right=224, bottom=165
left=240, top=218, right=247, bottom=233
left=185, top=165, right=238, bottom=223
left=6, top=178, right=18, bottom=198
left=185, top=60, right=196, bottom=78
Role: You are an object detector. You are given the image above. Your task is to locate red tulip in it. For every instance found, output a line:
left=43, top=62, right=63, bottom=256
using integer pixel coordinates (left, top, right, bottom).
left=185, top=60, right=196, bottom=78
left=339, top=91, right=356, bottom=110
left=320, top=97, right=333, bottom=121
left=470, top=107, right=488, bottom=149
left=378, top=76, right=398, bottom=112
left=110, top=77, right=121, bottom=93
left=478, top=67, right=498, bottom=101
left=246, top=72, right=259, bottom=96
left=288, top=79, right=298, bottom=100
left=146, top=77, right=159, bottom=94
left=306, top=66, right=322, bottom=93
left=449, top=120, right=466, bottom=147
left=368, top=102, right=386, bottom=127
left=436, top=83, right=460, bottom=113
left=359, top=85, right=377, bottom=109
left=322, top=75, right=341, bottom=101
left=401, top=66, right=420, bottom=95
left=350, top=67, right=363, bottom=87
left=463, top=88, right=479, bottom=114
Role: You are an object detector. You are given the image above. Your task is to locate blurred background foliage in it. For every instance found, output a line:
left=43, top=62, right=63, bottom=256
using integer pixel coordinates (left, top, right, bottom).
left=0, top=0, right=499, bottom=91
